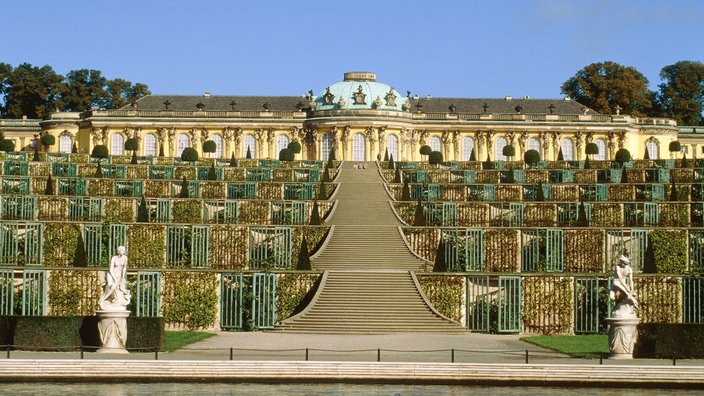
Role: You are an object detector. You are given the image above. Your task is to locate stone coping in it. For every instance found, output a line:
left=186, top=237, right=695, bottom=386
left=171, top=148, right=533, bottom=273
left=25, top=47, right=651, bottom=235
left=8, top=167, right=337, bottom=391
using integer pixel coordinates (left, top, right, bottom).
left=0, top=360, right=703, bottom=387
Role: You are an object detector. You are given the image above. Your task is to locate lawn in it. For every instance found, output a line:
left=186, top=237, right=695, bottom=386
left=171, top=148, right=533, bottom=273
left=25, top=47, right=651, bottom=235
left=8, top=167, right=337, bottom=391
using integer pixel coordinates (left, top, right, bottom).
left=520, top=334, right=609, bottom=358
left=162, top=331, right=217, bottom=352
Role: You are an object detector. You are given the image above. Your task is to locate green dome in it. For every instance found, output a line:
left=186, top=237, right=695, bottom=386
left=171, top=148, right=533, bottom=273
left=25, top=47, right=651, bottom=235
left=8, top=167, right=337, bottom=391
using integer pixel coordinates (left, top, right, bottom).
left=313, top=72, right=410, bottom=111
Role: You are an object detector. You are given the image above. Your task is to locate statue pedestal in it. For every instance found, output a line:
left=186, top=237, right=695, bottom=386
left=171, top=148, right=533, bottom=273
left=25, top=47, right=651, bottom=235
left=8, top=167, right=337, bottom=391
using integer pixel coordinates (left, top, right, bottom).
left=606, top=317, right=640, bottom=359
left=96, top=309, right=130, bottom=354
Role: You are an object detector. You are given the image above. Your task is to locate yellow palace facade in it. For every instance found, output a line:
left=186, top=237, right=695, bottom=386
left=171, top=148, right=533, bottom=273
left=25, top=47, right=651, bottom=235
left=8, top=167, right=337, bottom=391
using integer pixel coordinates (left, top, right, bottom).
left=0, top=72, right=686, bottom=162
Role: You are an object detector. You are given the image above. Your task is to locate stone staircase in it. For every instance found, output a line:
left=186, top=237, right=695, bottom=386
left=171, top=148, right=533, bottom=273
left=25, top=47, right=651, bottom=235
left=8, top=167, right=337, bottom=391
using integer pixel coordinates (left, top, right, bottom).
left=275, top=161, right=465, bottom=333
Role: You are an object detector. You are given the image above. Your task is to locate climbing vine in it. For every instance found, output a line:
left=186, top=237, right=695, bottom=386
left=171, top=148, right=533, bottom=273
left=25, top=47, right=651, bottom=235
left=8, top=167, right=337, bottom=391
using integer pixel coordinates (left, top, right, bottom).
left=417, top=274, right=464, bottom=323
left=276, top=273, right=320, bottom=320
left=522, top=276, right=573, bottom=335
left=172, top=200, right=203, bottom=223
left=650, top=229, right=687, bottom=274
left=161, top=272, right=219, bottom=330
left=48, top=270, right=102, bottom=316
left=43, top=223, right=80, bottom=267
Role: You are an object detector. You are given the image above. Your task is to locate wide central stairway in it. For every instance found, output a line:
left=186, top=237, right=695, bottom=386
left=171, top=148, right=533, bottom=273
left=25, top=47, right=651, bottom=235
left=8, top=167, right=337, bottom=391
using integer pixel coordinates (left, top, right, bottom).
left=275, top=162, right=466, bottom=333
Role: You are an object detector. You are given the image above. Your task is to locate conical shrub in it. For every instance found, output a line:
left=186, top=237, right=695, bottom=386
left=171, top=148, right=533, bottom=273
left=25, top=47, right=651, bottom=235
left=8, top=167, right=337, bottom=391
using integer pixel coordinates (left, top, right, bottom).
left=45, top=175, right=54, bottom=195
left=388, top=153, right=395, bottom=170
left=137, top=196, right=149, bottom=222
left=94, top=162, right=103, bottom=178
left=576, top=201, right=589, bottom=226
left=433, top=238, right=447, bottom=272
left=401, top=180, right=411, bottom=201
left=413, top=199, right=426, bottom=226
left=393, top=167, right=401, bottom=183
left=229, top=152, right=237, bottom=167
left=179, top=175, right=189, bottom=198
left=296, top=235, right=311, bottom=270
left=310, top=200, right=321, bottom=225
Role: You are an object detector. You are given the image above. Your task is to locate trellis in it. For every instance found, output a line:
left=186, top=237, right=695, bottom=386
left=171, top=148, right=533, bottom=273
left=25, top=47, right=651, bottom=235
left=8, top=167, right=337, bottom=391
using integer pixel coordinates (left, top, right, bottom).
left=203, top=200, right=239, bottom=224
left=57, top=177, right=87, bottom=195
left=683, top=276, right=703, bottom=323
left=689, top=231, right=704, bottom=273
left=574, top=276, right=600, bottom=333
left=283, top=183, right=314, bottom=200
left=114, top=180, right=144, bottom=197
left=166, top=225, right=210, bottom=268
left=1, top=195, right=35, bottom=220
left=3, top=161, right=29, bottom=176
left=605, top=229, right=648, bottom=273
left=148, top=165, right=175, bottom=180
left=520, top=229, right=564, bottom=272
left=498, top=276, right=522, bottom=333
left=134, top=271, right=161, bottom=317
left=466, top=275, right=490, bottom=332
left=248, top=226, right=292, bottom=269
left=227, top=182, right=257, bottom=199
left=2, top=176, right=30, bottom=194
left=52, top=162, right=78, bottom=177
left=444, top=228, right=484, bottom=271
left=68, top=197, right=103, bottom=221
left=251, top=272, right=277, bottom=329
left=0, top=269, right=13, bottom=315
left=246, top=168, right=272, bottom=181
left=220, top=272, right=243, bottom=329
left=21, top=269, right=46, bottom=316
left=0, top=222, right=43, bottom=266
left=271, top=201, right=307, bottom=225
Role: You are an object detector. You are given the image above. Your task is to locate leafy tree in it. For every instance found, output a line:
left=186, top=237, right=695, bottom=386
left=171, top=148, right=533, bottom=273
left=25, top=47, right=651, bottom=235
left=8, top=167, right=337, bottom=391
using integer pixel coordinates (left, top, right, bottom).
left=557, top=147, right=564, bottom=161
left=288, top=141, right=301, bottom=154
left=524, top=149, right=541, bottom=169
left=469, top=147, right=476, bottom=161
left=0, top=132, right=14, bottom=152
left=61, top=69, right=107, bottom=111
left=322, top=165, right=331, bottom=182
left=279, top=148, right=294, bottom=161
left=428, top=150, right=443, bottom=165
left=482, top=152, right=493, bottom=170
left=202, top=140, right=216, bottom=157
left=586, top=142, right=599, bottom=157
left=71, top=142, right=78, bottom=153
left=433, top=238, right=447, bottom=272
left=502, top=144, right=516, bottom=160
left=1, top=63, right=64, bottom=118
left=657, top=61, right=704, bottom=125
left=318, top=179, right=327, bottom=200
left=158, top=144, right=164, bottom=157
left=104, top=78, right=151, bottom=109
left=181, top=147, right=198, bottom=162
left=561, top=61, right=653, bottom=116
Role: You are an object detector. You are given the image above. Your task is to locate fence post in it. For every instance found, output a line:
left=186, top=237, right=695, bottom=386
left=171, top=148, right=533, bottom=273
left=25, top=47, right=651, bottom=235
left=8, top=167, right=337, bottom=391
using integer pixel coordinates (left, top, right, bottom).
left=451, top=348, right=455, bottom=363
left=6, top=344, right=9, bottom=359
left=673, top=353, right=677, bottom=366
left=377, top=348, right=381, bottom=362
left=80, top=345, right=84, bottom=360
left=305, top=348, right=309, bottom=361
left=154, top=347, right=159, bottom=360
left=525, top=350, right=529, bottom=364
left=230, top=347, right=233, bottom=361
left=599, top=352, right=603, bottom=365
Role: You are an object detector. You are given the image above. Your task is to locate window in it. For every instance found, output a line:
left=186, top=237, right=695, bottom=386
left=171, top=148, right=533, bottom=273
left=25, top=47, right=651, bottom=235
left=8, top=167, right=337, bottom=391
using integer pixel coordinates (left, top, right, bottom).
left=59, top=135, right=72, bottom=153
left=646, top=140, right=659, bottom=159
left=210, top=134, right=223, bottom=158
left=561, top=137, right=575, bottom=161
left=177, top=134, right=190, bottom=157
left=277, top=134, right=290, bottom=156
left=595, top=138, right=607, bottom=160
left=352, top=133, right=366, bottom=161
left=462, top=137, right=475, bottom=161
left=243, top=135, right=256, bottom=158
left=320, top=133, right=332, bottom=160
left=495, top=137, right=508, bottom=161
left=111, top=134, right=125, bottom=156
left=143, top=133, right=157, bottom=156
left=528, top=137, right=541, bottom=153
left=429, top=136, right=441, bottom=152
left=386, top=134, right=399, bottom=161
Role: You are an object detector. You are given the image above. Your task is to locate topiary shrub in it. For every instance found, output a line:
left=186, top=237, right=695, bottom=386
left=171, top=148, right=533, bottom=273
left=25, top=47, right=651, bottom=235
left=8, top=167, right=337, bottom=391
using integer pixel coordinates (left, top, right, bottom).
left=125, top=138, right=139, bottom=152
left=0, top=138, right=15, bottom=152
left=41, top=134, right=55, bottom=147
left=137, top=196, right=149, bottom=222
left=245, top=146, right=252, bottom=159
left=668, top=140, right=681, bottom=154
left=524, top=149, right=541, bottom=169
left=585, top=142, right=599, bottom=156
left=202, top=140, right=216, bottom=156
left=288, top=141, right=302, bottom=154
left=296, top=235, right=311, bottom=270
left=181, top=147, right=198, bottom=162
left=419, top=145, right=432, bottom=159
left=413, top=199, right=426, bottom=226
left=502, top=144, right=516, bottom=159
left=91, top=144, right=109, bottom=160
left=614, top=148, right=631, bottom=168
left=279, top=148, right=294, bottom=161
left=428, top=150, right=443, bottom=165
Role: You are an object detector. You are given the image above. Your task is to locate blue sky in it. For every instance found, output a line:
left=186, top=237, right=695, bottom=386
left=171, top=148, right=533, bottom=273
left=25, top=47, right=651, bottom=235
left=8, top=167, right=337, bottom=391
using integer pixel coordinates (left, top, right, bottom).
left=2, top=0, right=702, bottom=99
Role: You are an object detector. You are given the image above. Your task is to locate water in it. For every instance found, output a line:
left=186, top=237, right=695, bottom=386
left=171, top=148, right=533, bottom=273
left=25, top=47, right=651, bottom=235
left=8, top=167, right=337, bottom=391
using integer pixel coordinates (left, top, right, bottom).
left=0, top=383, right=698, bottom=395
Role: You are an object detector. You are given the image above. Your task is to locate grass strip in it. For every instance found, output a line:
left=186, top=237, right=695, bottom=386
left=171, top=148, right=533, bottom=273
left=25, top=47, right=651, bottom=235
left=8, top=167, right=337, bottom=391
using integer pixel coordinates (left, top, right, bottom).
left=520, top=334, right=609, bottom=359
left=162, top=331, right=216, bottom=352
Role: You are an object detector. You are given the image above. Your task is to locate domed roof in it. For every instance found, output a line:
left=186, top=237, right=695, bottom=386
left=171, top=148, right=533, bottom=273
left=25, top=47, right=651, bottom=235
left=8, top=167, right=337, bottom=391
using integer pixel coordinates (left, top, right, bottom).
left=313, top=72, right=410, bottom=112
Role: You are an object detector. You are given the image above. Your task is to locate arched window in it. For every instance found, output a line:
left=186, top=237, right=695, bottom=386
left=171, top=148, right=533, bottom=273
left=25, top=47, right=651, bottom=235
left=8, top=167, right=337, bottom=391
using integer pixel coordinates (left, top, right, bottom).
left=277, top=134, right=290, bottom=157
left=143, top=133, right=157, bottom=157
left=352, top=133, right=366, bottom=161
left=495, top=137, right=508, bottom=161
left=210, top=134, right=223, bottom=158
left=646, top=140, right=659, bottom=159
left=59, top=135, right=72, bottom=153
left=386, top=134, right=399, bottom=161
left=462, top=137, right=475, bottom=161
left=243, top=135, right=256, bottom=158
left=560, top=137, right=575, bottom=161
left=320, top=133, right=332, bottom=160
left=177, top=134, right=191, bottom=157
left=111, top=134, right=124, bottom=156
left=528, top=137, right=541, bottom=153
left=428, top=136, right=441, bottom=152
left=594, top=138, right=607, bottom=160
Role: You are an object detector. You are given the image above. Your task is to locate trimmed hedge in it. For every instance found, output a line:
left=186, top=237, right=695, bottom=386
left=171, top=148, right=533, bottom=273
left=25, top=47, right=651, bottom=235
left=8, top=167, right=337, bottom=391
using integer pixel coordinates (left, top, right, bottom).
left=0, top=315, right=164, bottom=351
left=634, top=323, right=704, bottom=358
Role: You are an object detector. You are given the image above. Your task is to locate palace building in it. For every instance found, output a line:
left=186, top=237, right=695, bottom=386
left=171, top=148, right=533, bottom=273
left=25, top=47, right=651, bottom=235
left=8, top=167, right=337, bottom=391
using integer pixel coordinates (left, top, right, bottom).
left=0, top=72, right=685, bottom=161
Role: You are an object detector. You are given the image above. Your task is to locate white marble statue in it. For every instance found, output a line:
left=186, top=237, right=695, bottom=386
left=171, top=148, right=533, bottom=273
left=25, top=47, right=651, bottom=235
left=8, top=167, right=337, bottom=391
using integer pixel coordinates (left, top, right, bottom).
left=98, top=246, right=131, bottom=310
left=609, top=255, right=638, bottom=318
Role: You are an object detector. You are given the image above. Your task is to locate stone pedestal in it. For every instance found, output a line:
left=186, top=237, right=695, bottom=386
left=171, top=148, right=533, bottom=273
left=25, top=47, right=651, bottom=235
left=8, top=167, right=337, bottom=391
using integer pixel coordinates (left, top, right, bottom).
left=96, top=309, right=130, bottom=354
left=606, top=317, right=640, bottom=359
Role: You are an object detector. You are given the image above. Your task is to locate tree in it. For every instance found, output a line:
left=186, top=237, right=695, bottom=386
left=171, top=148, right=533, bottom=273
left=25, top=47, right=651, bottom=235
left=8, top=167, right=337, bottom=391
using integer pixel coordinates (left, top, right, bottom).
left=61, top=69, right=107, bottom=111
left=614, top=148, right=631, bottom=168
left=469, top=147, right=476, bottom=161
left=202, top=140, right=216, bottom=157
left=125, top=138, right=139, bottom=164
left=71, top=142, right=78, bottom=153
left=32, top=138, right=40, bottom=161
left=318, top=179, right=327, bottom=200
left=524, top=149, right=541, bottom=169
left=0, top=132, right=14, bottom=152
left=668, top=140, right=682, bottom=156
left=428, top=150, right=443, bottom=165
left=181, top=147, right=198, bottom=162
left=413, top=199, right=426, bottom=226
left=104, top=78, right=151, bottom=109
left=1, top=63, right=64, bottom=118
left=310, top=200, right=321, bottom=225
left=91, top=144, right=109, bottom=159
left=433, top=238, right=447, bottom=272
left=561, top=61, right=653, bottom=117
left=502, top=144, right=516, bottom=160
left=158, top=144, right=164, bottom=157
left=657, top=61, right=704, bottom=125
left=585, top=142, right=598, bottom=169
left=279, top=148, right=294, bottom=161
left=419, top=145, right=432, bottom=160
left=40, top=134, right=55, bottom=150
left=482, top=152, right=493, bottom=170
